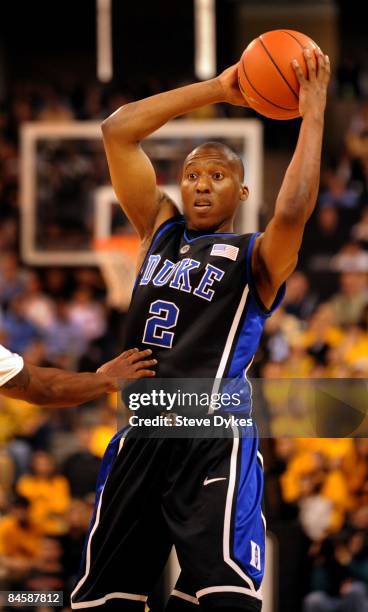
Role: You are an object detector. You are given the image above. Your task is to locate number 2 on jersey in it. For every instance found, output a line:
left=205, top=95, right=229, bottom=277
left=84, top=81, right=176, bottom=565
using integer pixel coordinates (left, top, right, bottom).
left=142, top=300, right=179, bottom=348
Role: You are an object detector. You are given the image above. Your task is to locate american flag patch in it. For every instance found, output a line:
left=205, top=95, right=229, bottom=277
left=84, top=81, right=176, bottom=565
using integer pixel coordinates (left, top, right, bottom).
left=210, top=243, right=239, bottom=261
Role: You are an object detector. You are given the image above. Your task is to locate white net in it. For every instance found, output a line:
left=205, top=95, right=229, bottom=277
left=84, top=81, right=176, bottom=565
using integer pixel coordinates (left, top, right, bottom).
left=95, top=247, right=135, bottom=311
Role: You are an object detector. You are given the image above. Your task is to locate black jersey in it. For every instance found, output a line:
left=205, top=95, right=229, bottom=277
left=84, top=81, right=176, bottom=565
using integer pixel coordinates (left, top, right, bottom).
left=72, top=220, right=278, bottom=612
left=124, top=215, right=283, bottom=380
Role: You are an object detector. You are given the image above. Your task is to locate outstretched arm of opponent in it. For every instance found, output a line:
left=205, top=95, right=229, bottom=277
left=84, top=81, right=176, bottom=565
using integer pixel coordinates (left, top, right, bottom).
left=1, top=348, right=156, bottom=407
left=101, top=66, right=246, bottom=255
left=252, top=48, right=330, bottom=309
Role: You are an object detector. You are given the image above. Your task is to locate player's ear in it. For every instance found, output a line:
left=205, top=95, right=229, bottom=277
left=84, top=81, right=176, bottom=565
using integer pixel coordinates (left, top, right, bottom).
left=239, top=185, right=249, bottom=201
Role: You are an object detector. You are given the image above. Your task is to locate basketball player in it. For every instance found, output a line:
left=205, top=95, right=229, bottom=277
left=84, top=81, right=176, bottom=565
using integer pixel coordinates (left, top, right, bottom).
left=71, top=48, right=330, bottom=611
left=0, top=344, right=156, bottom=406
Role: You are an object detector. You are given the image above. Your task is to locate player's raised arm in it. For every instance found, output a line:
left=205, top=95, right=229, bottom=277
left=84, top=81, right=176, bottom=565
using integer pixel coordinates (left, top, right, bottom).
left=101, top=66, right=247, bottom=243
left=0, top=348, right=156, bottom=407
left=252, top=48, right=330, bottom=309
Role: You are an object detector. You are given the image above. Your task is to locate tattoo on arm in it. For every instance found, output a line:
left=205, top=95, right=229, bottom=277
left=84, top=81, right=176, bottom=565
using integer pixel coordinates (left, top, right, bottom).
left=3, top=365, right=31, bottom=390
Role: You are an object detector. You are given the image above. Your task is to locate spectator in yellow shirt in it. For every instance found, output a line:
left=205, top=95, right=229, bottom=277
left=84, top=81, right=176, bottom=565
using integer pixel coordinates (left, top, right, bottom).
left=340, top=306, right=368, bottom=371
left=0, top=496, right=41, bottom=582
left=89, top=407, right=117, bottom=458
left=16, top=450, right=70, bottom=535
left=0, top=496, right=41, bottom=559
left=301, top=303, right=343, bottom=359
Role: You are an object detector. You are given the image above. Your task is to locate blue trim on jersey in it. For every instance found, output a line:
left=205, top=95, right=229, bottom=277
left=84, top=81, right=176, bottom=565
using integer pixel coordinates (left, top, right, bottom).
left=78, top=427, right=129, bottom=574
left=223, top=232, right=285, bottom=411
left=227, top=298, right=265, bottom=380
left=246, top=232, right=285, bottom=318
left=94, top=427, right=129, bottom=498
left=183, top=228, right=238, bottom=243
left=220, top=298, right=266, bottom=414
left=232, top=433, right=265, bottom=590
left=133, top=217, right=185, bottom=293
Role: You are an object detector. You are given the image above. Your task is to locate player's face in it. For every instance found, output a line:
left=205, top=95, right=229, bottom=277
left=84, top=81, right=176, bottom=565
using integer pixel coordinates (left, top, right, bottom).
left=181, top=151, right=248, bottom=231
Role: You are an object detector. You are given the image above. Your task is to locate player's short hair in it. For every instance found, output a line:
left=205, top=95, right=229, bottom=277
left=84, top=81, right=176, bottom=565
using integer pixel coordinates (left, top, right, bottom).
left=185, top=141, right=245, bottom=181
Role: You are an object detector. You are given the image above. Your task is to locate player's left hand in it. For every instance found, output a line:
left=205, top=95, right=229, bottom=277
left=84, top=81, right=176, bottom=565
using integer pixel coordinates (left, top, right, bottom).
left=97, top=348, right=157, bottom=380
left=217, top=63, right=250, bottom=107
left=292, top=48, right=330, bottom=119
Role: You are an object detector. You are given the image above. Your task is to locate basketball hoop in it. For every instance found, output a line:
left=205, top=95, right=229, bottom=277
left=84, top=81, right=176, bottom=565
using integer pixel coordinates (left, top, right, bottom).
left=93, top=235, right=140, bottom=311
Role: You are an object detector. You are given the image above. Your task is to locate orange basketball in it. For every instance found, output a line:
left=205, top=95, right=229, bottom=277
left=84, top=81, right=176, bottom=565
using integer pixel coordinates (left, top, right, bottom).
left=238, top=30, right=319, bottom=120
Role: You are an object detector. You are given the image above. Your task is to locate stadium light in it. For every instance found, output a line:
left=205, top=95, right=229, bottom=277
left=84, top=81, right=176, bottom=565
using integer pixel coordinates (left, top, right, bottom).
left=194, top=0, right=216, bottom=80
left=97, top=0, right=113, bottom=82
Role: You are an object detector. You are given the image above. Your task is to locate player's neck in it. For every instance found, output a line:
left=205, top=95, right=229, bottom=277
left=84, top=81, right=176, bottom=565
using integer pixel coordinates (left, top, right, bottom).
left=186, top=220, right=234, bottom=234
left=217, top=220, right=234, bottom=233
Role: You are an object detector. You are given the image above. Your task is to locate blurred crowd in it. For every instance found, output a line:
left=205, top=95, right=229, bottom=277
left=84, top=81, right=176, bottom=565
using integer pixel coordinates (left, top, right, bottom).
left=1, top=70, right=368, bottom=611
left=256, top=98, right=368, bottom=609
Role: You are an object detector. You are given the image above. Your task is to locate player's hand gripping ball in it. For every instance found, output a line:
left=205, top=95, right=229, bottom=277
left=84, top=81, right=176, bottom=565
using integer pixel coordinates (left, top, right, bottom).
left=238, top=30, right=320, bottom=119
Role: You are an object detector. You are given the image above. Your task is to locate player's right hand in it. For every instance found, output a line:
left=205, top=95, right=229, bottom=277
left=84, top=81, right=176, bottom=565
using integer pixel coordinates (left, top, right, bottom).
left=97, top=348, right=157, bottom=379
left=217, top=64, right=250, bottom=107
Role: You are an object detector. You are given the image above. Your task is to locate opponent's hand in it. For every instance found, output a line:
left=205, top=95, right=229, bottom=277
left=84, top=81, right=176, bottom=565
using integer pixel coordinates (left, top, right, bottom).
left=217, top=63, right=249, bottom=107
left=97, top=348, right=157, bottom=380
left=292, top=48, right=330, bottom=119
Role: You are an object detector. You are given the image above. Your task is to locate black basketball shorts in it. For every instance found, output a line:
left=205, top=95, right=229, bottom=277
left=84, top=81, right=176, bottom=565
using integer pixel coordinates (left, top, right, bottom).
left=71, top=426, right=265, bottom=611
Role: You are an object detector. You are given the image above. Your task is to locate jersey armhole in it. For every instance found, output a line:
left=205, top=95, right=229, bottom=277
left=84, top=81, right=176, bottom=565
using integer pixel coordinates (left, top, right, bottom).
left=133, top=215, right=185, bottom=293
left=246, top=232, right=285, bottom=318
